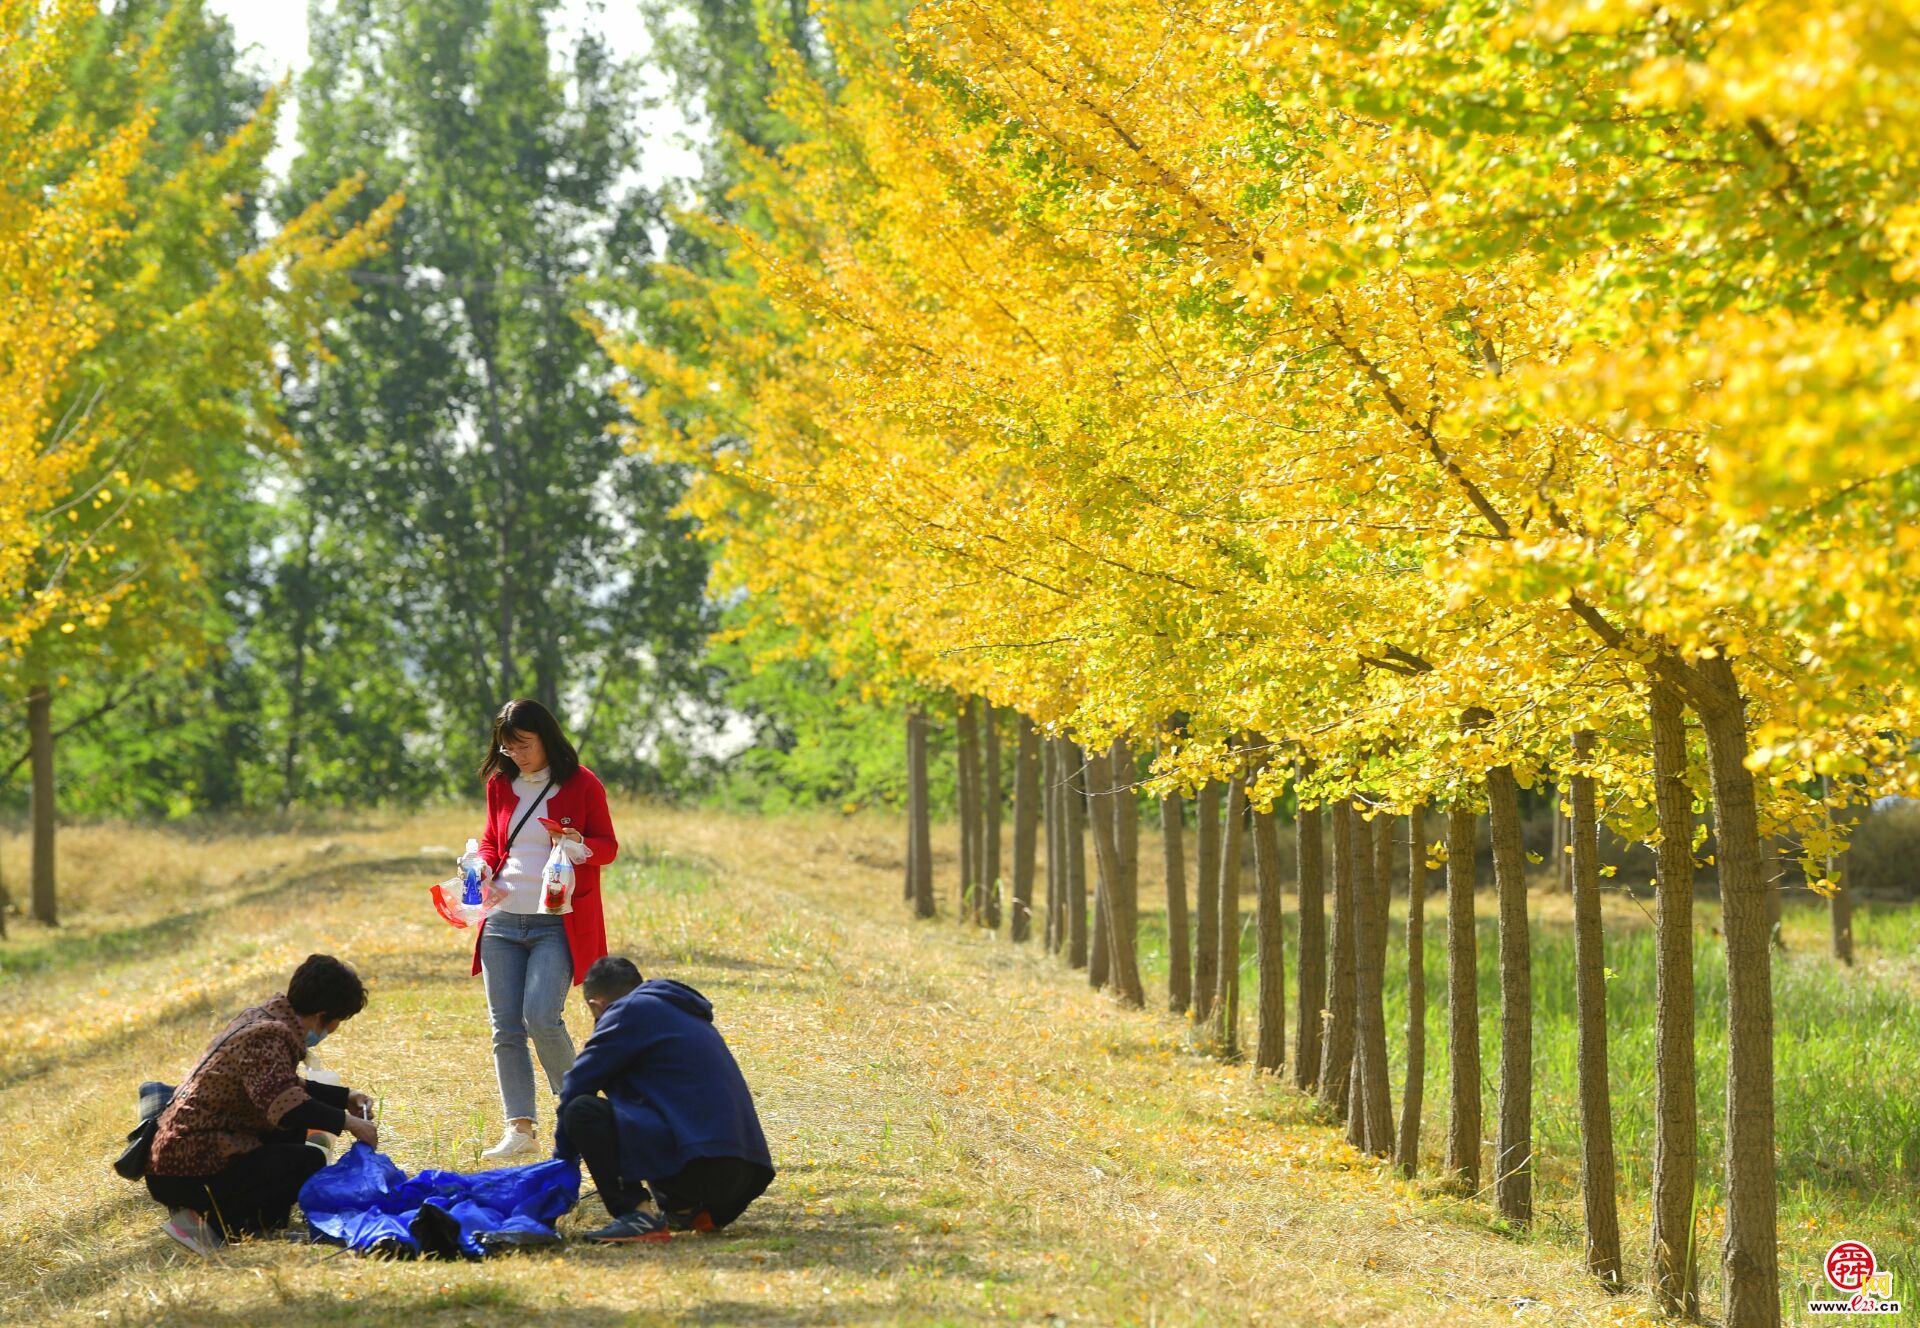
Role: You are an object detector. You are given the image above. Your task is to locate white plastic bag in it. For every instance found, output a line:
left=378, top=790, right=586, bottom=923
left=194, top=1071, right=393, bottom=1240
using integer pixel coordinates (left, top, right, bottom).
left=537, top=840, right=574, bottom=916
left=430, top=838, right=495, bottom=929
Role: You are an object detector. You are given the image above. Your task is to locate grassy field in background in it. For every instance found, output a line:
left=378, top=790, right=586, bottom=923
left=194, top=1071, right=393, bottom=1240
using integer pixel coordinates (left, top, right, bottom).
left=0, top=806, right=1910, bottom=1325
left=1134, top=875, right=1920, bottom=1322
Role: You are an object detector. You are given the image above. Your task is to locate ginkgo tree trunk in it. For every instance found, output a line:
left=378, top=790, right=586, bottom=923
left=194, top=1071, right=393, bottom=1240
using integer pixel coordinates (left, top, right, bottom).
left=1822, top=774, right=1854, bottom=966
left=1443, top=802, right=1481, bottom=1190
left=1052, top=736, right=1067, bottom=955
left=1293, top=791, right=1325, bottom=1093
left=1568, top=731, right=1622, bottom=1285
left=908, top=709, right=935, bottom=919
left=1192, top=779, right=1222, bottom=1030
left=1085, top=739, right=1144, bottom=1006
left=1214, top=775, right=1246, bottom=1059
left=957, top=698, right=980, bottom=918
left=1251, top=792, right=1287, bottom=1074
left=1319, top=798, right=1356, bottom=1118
left=1010, top=714, right=1041, bottom=942
left=28, top=686, right=55, bottom=925
left=1348, top=806, right=1392, bottom=1157
left=1487, top=762, right=1533, bottom=1225
left=1163, top=780, right=1191, bottom=1014
left=1647, top=678, right=1699, bottom=1316
left=983, top=704, right=1003, bottom=928
left=1066, top=740, right=1090, bottom=969
left=1395, top=803, right=1426, bottom=1178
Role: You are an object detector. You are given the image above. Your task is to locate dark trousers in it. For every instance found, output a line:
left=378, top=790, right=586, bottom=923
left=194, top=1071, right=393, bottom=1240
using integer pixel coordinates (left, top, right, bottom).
left=561, top=1095, right=769, bottom=1228
left=146, top=1130, right=327, bottom=1237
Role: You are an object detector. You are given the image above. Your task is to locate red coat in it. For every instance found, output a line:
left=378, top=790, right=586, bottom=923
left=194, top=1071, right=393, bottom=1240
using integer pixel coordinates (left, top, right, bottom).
left=470, top=765, right=618, bottom=987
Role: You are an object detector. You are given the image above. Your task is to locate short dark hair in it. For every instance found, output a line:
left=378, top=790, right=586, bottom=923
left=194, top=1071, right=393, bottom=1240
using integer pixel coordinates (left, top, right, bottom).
left=479, top=697, right=581, bottom=786
left=582, top=956, right=643, bottom=1003
left=288, top=954, right=367, bottom=1022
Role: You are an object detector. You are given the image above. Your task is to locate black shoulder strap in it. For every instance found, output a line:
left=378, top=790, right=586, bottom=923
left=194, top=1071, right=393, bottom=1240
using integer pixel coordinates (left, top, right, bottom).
left=180, top=1013, right=267, bottom=1090
left=506, top=775, right=556, bottom=849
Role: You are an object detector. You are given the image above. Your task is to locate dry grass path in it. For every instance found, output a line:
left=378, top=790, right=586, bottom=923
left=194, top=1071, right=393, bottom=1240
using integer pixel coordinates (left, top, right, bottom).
left=0, top=807, right=1638, bottom=1326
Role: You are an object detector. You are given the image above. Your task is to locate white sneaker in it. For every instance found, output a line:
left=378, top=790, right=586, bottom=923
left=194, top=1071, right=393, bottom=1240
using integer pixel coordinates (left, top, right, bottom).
left=480, top=1127, right=539, bottom=1161
left=162, top=1208, right=224, bottom=1256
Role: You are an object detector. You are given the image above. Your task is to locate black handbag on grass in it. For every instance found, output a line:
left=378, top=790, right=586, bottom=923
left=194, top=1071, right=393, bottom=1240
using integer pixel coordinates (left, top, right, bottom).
left=112, top=1022, right=249, bottom=1181
left=112, top=1080, right=178, bottom=1181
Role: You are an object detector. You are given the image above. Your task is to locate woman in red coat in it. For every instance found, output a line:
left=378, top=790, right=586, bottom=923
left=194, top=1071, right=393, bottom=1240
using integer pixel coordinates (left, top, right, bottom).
left=468, top=698, right=617, bottom=1161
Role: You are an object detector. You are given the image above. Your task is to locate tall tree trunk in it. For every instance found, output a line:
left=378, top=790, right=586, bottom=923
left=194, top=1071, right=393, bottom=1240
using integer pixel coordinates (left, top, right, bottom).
left=984, top=705, right=1003, bottom=928
left=1824, top=775, right=1854, bottom=966
left=1550, top=793, right=1565, bottom=893
left=1252, top=798, right=1287, bottom=1074
left=29, top=685, right=56, bottom=926
left=1087, top=740, right=1145, bottom=1007
left=1086, top=742, right=1113, bottom=990
left=1192, top=779, right=1222, bottom=1028
left=1213, top=775, right=1245, bottom=1058
left=904, top=714, right=918, bottom=905
left=1011, top=715, right=1041, bottom=942
left=1688, top=655, right=1780, bottom=1328
left=1569, top=731, right=1624, bottom=1286
left=1348, top=817, right=1369, bottom=1148
left=1089, top=832, right=1112, bottom=990
left=465, top=294, right=518, bottom=710
left=1372, top=811, right=1398, bottom=1149
left=1444, top=802, right=1482, bottom=1190
left=1163, top=782, right=1191, bottom=1015
left=1318, top=797, right=1356, bottom=1118
left=1488, top=763, right=1533, bottom=1226
left=281, top=507, right=316, bottom=809
left=957, top=699, right=980, bottom=919
left=1066, top=741, right=1090, bottom=969
left=533, top=647, right=561, bottom=718
left=1349, top=807, right=1393, bottom=1157
left=1648, top=678, right=1700, bottom=1316
left=1116, top=738, right=1139, bottom=974
left=1562, top=803, right=1576, bottom=894
left=1045, top=738, right=1062, bottom=952
left=496, top=511, right=514, bottom=703
left=1396, top=803, right=1427, bottom=1179
left=908, top=710, right=935, bottom=919
left=1294, top=793, right=1326, bottom=1093
left=1765, top=841, right=1786, bottom=951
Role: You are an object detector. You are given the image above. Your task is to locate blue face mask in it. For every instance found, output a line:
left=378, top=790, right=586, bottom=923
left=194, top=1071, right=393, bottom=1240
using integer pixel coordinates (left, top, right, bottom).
left=305, top=1026, right=331, bottom=1049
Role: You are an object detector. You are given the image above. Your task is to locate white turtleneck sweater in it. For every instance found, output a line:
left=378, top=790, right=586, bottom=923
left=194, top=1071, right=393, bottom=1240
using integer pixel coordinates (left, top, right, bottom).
left=494, top=767, right=592, bottom=915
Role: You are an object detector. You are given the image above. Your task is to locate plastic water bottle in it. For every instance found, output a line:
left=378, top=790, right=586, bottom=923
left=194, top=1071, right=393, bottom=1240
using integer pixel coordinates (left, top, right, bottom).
left=458, top=838, right=486, bottom=908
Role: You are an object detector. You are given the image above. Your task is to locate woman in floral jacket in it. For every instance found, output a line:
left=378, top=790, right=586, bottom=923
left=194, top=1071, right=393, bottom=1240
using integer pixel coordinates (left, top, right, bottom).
left=146, top=954, right=377, bottom=1253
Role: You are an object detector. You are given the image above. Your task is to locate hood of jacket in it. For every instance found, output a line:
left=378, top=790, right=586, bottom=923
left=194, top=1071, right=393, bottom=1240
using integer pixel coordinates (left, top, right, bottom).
left=628, top=978, right=713, bottom=1022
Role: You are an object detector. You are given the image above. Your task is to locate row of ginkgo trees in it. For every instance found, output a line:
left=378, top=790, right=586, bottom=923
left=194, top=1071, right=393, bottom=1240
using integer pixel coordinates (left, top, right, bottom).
left=605, top=4, right=1920, bottom=1323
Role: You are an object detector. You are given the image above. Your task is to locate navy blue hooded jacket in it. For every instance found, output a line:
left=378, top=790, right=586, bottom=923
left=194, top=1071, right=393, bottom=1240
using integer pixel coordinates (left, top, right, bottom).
left=552, top=979, right=774, bottom=1184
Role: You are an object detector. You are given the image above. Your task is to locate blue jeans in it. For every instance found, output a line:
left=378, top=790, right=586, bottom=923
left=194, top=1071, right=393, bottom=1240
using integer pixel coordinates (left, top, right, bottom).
left=480, top=913, right=575, bottom=1122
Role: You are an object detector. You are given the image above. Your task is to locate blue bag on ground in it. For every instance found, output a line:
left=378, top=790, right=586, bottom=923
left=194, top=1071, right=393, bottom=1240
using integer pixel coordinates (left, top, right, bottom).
left=298, top=1142, right=580, bottom=1258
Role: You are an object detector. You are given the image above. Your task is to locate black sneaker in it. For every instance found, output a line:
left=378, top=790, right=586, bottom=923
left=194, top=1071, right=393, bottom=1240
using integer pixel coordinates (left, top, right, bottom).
left=663, top=1207, right=716, bottom=1233
left=582, top=1208, right=670, bottom=1244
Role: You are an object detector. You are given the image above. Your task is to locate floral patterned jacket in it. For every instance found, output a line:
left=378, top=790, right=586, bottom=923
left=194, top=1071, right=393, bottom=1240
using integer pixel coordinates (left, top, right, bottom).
left=148, top=995, right=312, bottom=1176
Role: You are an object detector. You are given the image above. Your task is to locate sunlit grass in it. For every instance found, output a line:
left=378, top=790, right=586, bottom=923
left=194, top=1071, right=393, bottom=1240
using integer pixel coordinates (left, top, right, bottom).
left=0, top=806, right=1651, bottom=1327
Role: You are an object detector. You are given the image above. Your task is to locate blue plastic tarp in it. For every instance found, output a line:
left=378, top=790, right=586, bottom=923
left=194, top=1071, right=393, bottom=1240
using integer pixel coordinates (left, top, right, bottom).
left=298, top=1142, right=580, bottom=1258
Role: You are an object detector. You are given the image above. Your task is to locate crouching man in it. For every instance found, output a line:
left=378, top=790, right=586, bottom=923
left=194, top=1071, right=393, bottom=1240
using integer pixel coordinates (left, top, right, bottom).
left=556, top=956, right=774, bottom=1243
